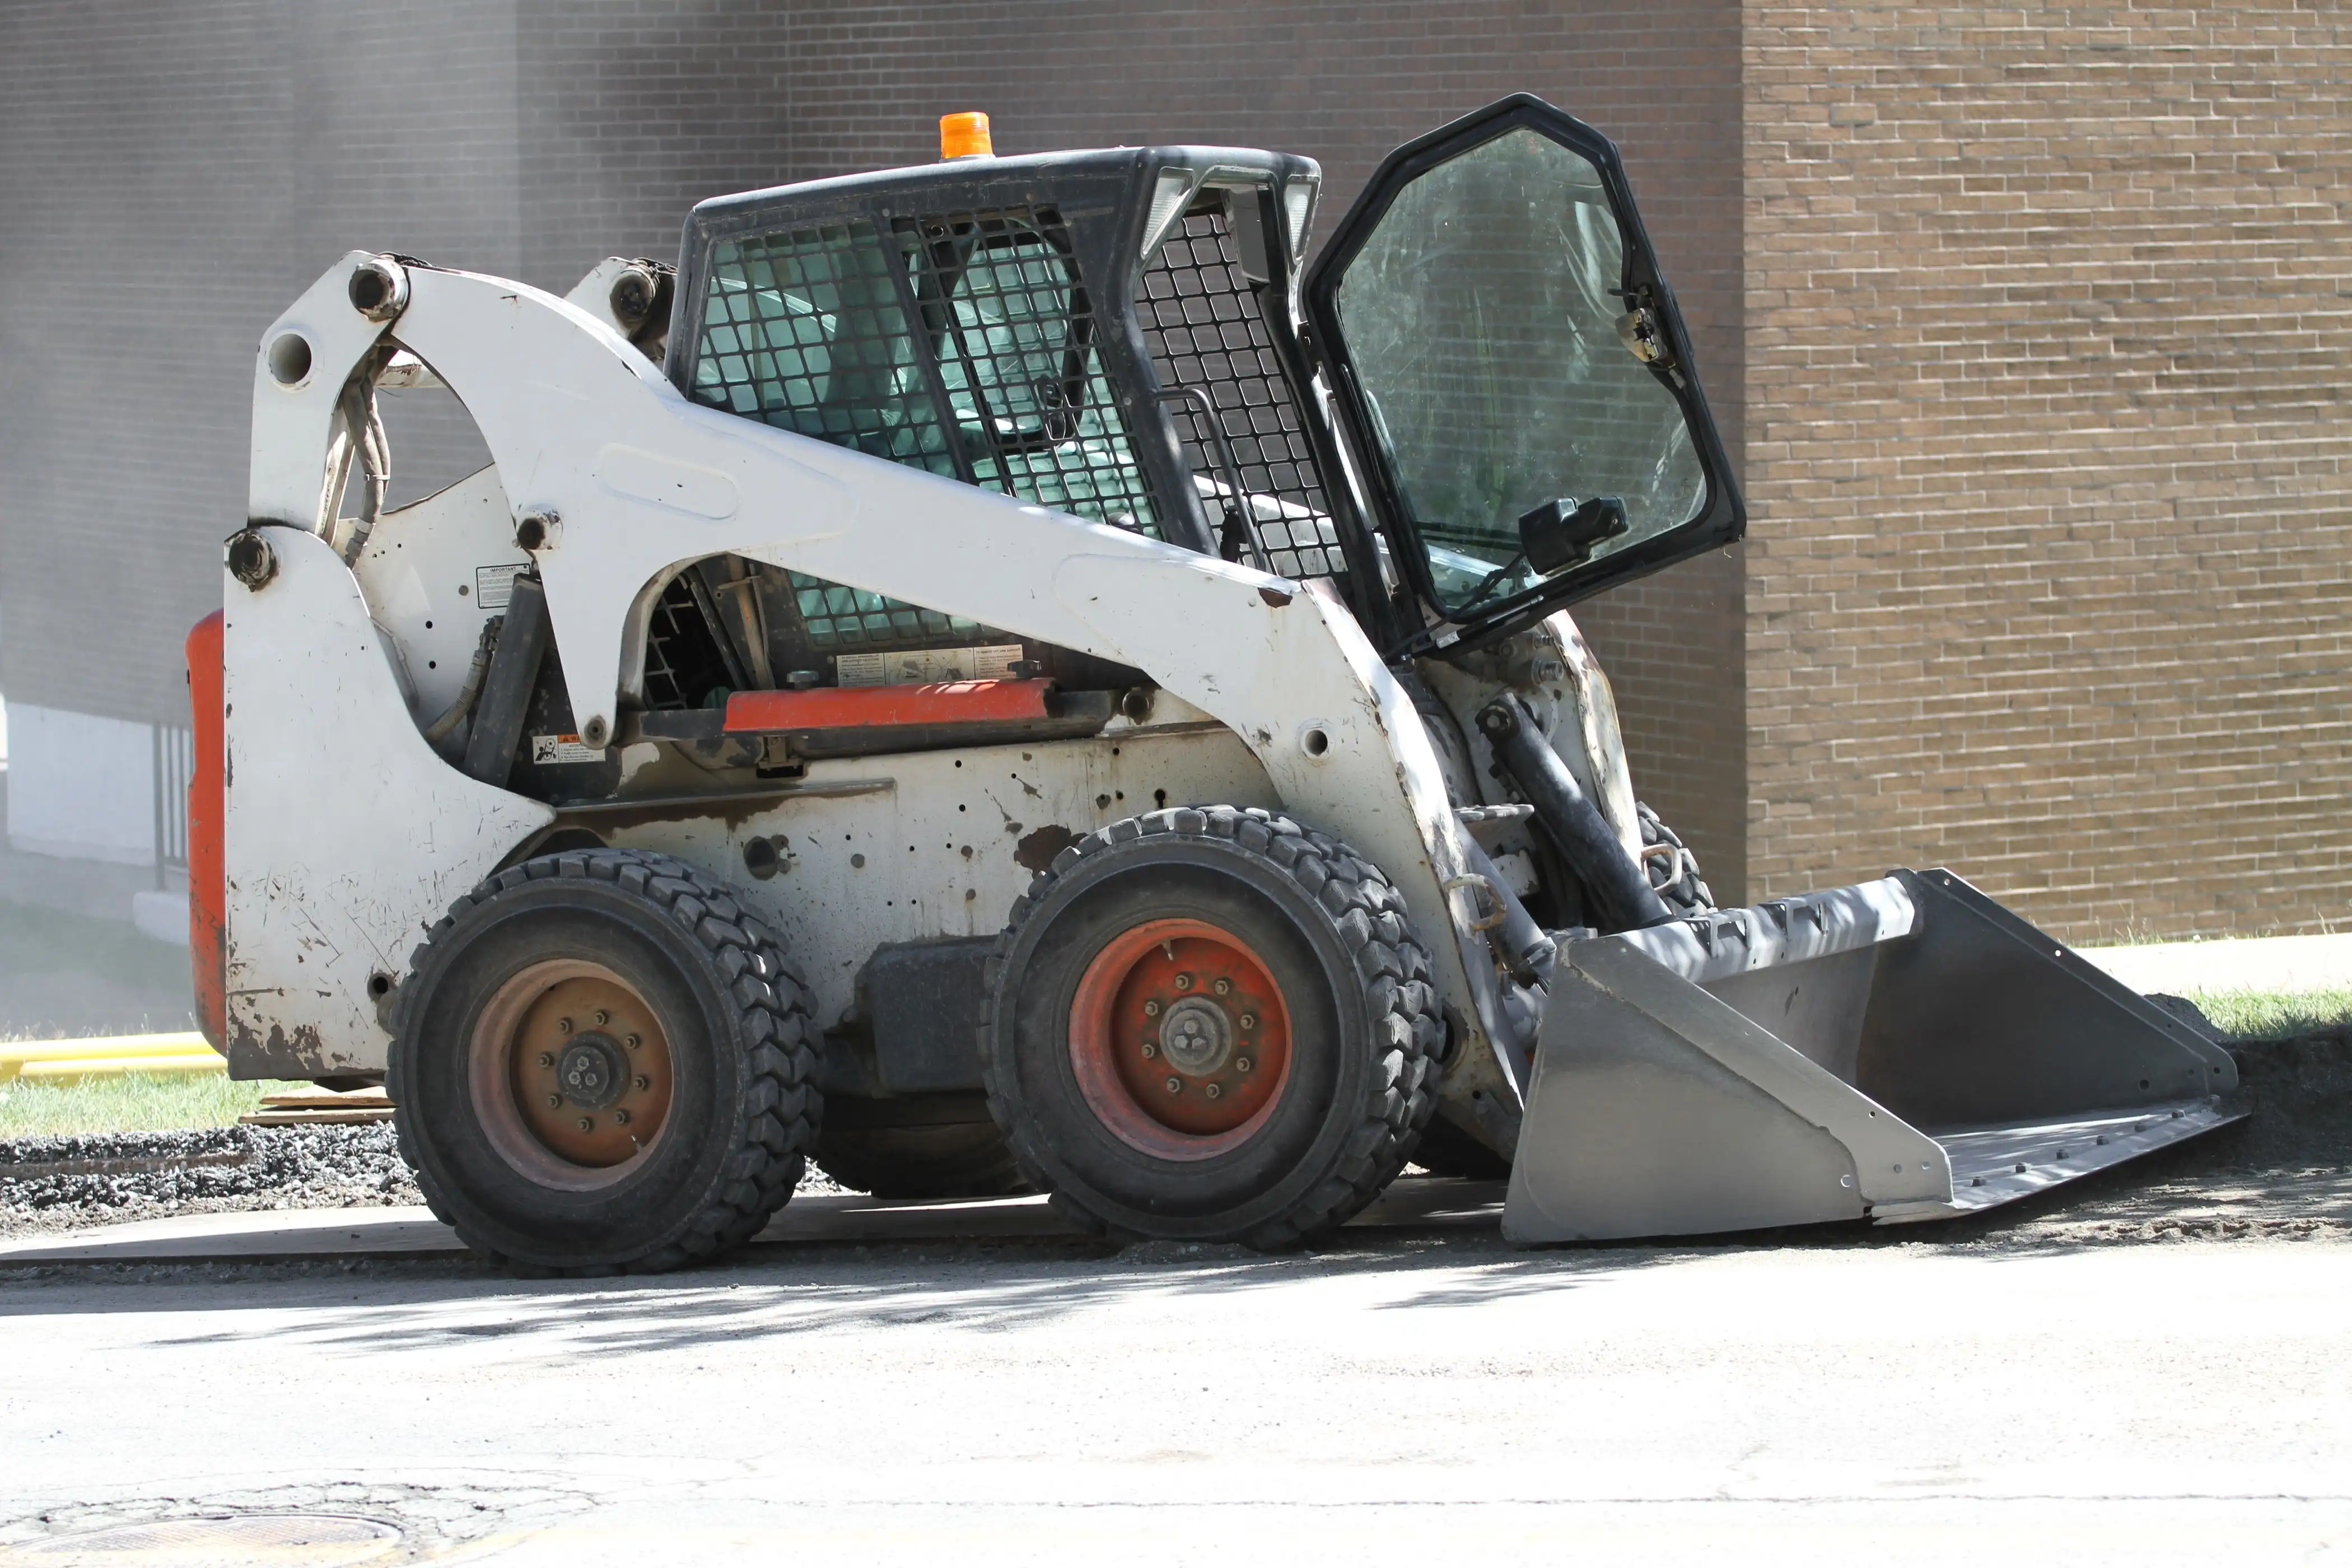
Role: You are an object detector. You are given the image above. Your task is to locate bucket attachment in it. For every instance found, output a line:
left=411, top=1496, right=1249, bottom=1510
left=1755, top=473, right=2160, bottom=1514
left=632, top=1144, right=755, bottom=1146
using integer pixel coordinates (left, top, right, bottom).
left=1504, top=869, right=2243, bottom=1243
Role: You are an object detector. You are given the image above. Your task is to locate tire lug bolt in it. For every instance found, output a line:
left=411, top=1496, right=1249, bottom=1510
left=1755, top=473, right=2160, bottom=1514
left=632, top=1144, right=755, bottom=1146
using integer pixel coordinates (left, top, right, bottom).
left=1205, top=1083, right=1222, bottom=1100
left=1236, top=1056, right=1252, bottom=1073
left=1174, top=973, right=1192, bottom=991
left=1213, top=978, right=1230, bottom=996
left=557, top=1017, right=574, bottom=1035
left=1142, top=1000, right=1160, bottom=1018
left=634, top=1074, right=651, bottom=1091
left=1165, top=1076, right=1183, bottom=1094
left=594, top=1010, right=610, bottom=1026
left=1141, top=1042, right=1158, bottom=1058
left=1239, top=1014, right=1256, bottom=1029
left=547, top=1094, right=562, bottom=1108
left=614, top=1109, right=631, bottom=1126
left=537, top=1052, right=554, bottom=1068
left=577, top=1117, right=593, bottom=1132
left=624, top=1034, right=641, bottom=1049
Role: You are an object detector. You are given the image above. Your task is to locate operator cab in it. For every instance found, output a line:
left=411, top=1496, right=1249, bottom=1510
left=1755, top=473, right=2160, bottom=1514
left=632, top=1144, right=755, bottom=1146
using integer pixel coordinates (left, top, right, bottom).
left=651, top=95, right=1740, bottom=719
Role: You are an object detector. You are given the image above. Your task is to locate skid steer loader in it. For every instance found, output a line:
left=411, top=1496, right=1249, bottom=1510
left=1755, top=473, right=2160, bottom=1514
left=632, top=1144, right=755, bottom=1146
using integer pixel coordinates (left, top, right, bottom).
left=190, top=96, right=2239, bottom=1271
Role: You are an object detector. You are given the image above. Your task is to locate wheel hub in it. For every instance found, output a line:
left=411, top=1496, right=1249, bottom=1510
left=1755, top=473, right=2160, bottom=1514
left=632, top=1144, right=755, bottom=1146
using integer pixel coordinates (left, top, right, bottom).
left=556, top=1033, right=627, bottom=1109
left=1156, top=997, right=1234, bottom=1075
left=475, top=968, right=677, bottom=1177
left=1067, top=917, right=1294, bottom=1159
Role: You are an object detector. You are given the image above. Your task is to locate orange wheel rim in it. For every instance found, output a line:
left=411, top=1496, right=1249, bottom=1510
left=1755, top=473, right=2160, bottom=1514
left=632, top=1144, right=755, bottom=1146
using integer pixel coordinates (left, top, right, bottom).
left=1068, top=917, right=1293, bottom=1161
left=469, top=960, right=676, bottom=1189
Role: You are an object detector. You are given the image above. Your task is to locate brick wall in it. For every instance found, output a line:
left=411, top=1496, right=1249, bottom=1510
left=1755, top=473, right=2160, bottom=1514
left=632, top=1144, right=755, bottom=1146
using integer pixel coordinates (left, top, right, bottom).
left=1743, top=3, right=2352, bottom=936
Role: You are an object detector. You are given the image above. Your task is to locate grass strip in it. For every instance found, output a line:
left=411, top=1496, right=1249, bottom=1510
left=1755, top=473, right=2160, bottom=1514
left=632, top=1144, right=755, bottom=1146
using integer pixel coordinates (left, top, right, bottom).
left=2181, top=986, right=2352, bottom=1042
left=0, top=1071, right=312, bottom=1139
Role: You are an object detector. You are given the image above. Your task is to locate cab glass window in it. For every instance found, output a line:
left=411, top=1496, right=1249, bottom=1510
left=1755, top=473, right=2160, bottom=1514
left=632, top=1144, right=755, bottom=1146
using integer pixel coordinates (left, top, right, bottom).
left=1331, top=129, right=1707, bottom=614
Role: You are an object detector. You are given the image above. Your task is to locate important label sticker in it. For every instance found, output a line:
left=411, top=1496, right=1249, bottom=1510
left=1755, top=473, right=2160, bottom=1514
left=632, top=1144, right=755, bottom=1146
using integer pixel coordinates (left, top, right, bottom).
left=474, top=563, right=526, bottom=610
left=531, top=734, right=610, bottom=766
left=835, top=643, right=1025, bottom=688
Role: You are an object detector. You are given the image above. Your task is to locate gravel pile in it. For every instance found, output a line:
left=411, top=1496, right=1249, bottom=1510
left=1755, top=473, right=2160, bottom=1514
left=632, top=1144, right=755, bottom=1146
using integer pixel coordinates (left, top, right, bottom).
left=0, top=1124, right=422, bottom=1239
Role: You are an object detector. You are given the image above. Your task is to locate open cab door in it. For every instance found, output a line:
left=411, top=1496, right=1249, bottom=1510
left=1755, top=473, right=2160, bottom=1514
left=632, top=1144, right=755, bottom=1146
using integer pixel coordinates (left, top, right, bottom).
left=1304, top=94, right=1743, bottom=654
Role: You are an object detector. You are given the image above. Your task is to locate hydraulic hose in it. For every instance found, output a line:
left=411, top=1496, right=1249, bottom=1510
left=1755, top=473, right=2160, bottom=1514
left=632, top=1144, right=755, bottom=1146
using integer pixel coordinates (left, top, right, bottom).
left=422, top=618, right=500, bottom=759
left=1475, top=695, right=1673, bottom=934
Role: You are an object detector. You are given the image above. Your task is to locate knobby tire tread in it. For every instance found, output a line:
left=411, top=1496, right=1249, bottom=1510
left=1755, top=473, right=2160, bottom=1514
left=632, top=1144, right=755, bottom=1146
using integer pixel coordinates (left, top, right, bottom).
left=390, top=846, right=817, bottom=1275
left=978, top=805, right=1443, bottom=1250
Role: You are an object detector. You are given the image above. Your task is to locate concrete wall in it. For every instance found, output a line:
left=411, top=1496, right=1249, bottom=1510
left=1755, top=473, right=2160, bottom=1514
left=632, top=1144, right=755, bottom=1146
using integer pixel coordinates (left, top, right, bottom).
left=0, top=0, right=1750, bottom=899
left=1742, top=2, right=2352, bottom=937
left=3, top=704, right=154, bottom=866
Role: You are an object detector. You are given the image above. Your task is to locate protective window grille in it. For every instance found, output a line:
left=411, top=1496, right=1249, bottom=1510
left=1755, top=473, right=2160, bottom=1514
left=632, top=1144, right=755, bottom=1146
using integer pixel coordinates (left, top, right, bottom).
left=790, top=576, right=983, bottom=648
left=150, top=722, right=193, bottom=890
left=1137, top=204, right=1344, bottom=578
left=690, top=220, right=957, bottom=475
left=690, top=208, right=1160, bottom=652
left=906, top=208, right=1161, bottom=537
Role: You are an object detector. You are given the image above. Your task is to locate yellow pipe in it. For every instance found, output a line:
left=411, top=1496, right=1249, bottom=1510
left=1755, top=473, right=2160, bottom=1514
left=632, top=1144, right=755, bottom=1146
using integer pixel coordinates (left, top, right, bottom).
left=12, top=1053, right=228, bottom=1084
left=0, top=1032, right=215, bottom=1066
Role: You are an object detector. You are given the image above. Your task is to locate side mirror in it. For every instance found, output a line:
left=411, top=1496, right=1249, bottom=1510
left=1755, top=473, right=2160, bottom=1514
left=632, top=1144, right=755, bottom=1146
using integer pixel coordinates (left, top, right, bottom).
left=1518, top=494, right=1628, bottom=576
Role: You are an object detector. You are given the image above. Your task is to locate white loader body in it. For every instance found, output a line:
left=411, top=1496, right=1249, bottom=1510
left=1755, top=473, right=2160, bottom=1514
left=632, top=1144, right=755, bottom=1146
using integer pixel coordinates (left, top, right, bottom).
left=196, top=98, right=2239, bottom=1271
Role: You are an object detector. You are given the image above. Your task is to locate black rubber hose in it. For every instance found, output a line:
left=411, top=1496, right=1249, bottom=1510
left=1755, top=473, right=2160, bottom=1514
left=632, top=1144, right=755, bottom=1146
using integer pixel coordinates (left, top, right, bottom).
left=1474, top=696, right=1673, bottom=933
left=462, top=574, right=549, bottom=787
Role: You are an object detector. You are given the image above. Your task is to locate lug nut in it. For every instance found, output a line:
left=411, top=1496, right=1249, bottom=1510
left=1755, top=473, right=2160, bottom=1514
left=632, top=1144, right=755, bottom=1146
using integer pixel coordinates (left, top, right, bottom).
left=1174, top=974, right=1193, bottom=991
left=1165, top=1077, right=1183, bottom=1094
left=1214, top=978, right=1230, bottom=996
left=614, top=1109, right=631, bottom=1126
left=547, top=1094, right=563, bottom=1108
left=1205, top=1083, right=1222, bottom=1100
left=557, top=1017, right=574, bottom=1035
left=634, top=1074, right=651, bottom=1091
left=537, top=1052, right=554, bottom=1068
left=1142, top=1000, right=1161, bottom=1018
left=1141, top=1042, right=1158, bottom=1058
left=1239, top=1013, right=1256, bottom=1029
left=624, top=1034, right=641, bottom=1049
left=594, top=1009, right=610, bottom=1026
left=1236, top=1056, right=1252, bottom=1073
left=577, top=1117, right=594, bottom=1132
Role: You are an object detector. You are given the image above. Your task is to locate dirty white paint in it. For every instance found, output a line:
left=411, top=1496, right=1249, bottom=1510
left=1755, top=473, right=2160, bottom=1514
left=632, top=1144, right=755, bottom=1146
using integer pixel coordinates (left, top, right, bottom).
left=230, top=255, right=1602, bottom=1102
left=222, top=528, right=552, bottom=1076
left=610, top=722, right=1280, bottom=1030
left=350, top=464, right=528, bottom=726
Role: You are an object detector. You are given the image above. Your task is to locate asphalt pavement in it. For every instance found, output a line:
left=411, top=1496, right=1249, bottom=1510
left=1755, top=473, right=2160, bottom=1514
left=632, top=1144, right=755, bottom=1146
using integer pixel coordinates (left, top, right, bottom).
left=0, top=1168, right=2346, bottom=1567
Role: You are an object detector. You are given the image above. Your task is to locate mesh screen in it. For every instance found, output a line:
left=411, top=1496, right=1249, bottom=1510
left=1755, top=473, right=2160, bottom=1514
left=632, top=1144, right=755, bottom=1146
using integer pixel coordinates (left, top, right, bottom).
left=689, top=206, right=1164, bottom=657
left=908, top=208, right=1161, bottom=536
left=690, top=220, right=957, bottom=476
left=790, top=573, right=984, bottom=648
left=1138, top=203, right=1343, bottom=578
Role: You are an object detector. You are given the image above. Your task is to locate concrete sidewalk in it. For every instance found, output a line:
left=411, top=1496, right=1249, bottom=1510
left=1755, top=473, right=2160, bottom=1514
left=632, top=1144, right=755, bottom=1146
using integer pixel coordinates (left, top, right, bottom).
left=2079, top=931, right=2352, bottom=996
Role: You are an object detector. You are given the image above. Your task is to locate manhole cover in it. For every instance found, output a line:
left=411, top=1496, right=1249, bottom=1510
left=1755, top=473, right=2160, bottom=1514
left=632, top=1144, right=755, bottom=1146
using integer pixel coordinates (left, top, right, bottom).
left=10, top=1514, right=399, bottom=1566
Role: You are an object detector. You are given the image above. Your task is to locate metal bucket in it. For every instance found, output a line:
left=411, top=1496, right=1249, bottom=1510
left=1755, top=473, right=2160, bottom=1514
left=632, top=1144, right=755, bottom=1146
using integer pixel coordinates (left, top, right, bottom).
left=1504, top=869, right=2242, bottom=1243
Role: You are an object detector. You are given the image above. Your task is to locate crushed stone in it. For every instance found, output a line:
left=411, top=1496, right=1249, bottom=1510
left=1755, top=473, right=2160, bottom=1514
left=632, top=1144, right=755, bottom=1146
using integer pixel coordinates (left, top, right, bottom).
left=0, top=1124, right=422, bottom=1238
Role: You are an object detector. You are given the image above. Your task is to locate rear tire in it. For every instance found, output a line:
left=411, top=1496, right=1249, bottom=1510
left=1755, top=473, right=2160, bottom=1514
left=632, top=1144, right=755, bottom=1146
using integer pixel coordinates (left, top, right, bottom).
left=389, top=848, right=818, bottom=1274
left=980, top=806, right=1443, bottom=1249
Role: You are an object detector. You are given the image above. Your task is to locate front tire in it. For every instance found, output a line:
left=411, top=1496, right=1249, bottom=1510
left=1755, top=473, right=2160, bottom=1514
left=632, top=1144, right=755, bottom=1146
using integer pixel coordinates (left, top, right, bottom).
left=980, top=807, right=1443, bottom=1248
left=390, top=848, right=818, bottom=1273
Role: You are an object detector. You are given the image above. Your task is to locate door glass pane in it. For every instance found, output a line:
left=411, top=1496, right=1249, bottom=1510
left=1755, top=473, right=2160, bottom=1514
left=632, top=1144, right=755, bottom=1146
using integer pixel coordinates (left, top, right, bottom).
left=1332, top=129, right=1707, bottom=614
